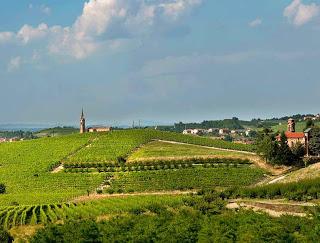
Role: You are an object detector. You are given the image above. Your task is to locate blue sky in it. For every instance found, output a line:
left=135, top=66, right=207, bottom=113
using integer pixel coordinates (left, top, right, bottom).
left=1, top=0, right=320, bottom=126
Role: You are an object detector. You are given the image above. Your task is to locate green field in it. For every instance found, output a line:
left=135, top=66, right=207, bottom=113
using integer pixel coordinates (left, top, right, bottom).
left=0, top=133, right=104, bottom=206
left=106, top=167, right=265, bottom=193
left=128, top=141, right=254, bottom=162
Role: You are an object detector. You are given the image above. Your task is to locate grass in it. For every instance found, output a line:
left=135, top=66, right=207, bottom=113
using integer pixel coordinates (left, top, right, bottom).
left=106, top=167, right=265, bottom=193
left=128, top=141, right=254, bottom=162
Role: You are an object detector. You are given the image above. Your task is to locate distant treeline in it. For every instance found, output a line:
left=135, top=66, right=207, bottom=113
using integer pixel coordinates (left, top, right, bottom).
left=0, top=130, right=35, bottom=139
left=266, top=114, right=314, bottom=121
left=157, top=118, right=279, bottom=132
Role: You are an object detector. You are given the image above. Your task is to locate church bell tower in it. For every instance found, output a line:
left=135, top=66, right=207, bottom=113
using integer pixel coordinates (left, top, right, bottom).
left=288, top=118, right=295, bottom=133
left=80, top=109, right=86, bottom=134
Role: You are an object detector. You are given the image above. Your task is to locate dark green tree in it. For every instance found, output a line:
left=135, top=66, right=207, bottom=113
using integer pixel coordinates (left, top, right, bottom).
left=309, top=128, right=320, bottom=156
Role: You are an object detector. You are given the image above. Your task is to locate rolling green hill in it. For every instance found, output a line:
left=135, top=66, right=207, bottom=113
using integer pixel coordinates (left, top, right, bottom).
left=35, top=126, right=79, bottom=137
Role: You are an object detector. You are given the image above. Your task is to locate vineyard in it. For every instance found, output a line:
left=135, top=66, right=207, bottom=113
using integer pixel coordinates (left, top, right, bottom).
left=0, top=133, right=104, bottom=206
left=128, top=141, right=256, bottom=162
left=104, top=167, right=265, bottom=193
left=0, top=195, right=186, bottom=230
left=64, top=130, right=254, bottom=166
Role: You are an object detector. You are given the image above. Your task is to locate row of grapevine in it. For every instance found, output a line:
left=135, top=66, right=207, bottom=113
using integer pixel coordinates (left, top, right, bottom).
left=0, top=195, right=186, bottom=229
left=105, top=167, right=265, bottom=193
left=64, top=162, right=250, bottom=174
left=64, top=158, right=251, bottom=169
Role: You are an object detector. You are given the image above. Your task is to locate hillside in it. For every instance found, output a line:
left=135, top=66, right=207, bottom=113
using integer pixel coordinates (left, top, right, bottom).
left=0, top=129, right=319, bottom=241
left=35, top=126, right=79, bottom=137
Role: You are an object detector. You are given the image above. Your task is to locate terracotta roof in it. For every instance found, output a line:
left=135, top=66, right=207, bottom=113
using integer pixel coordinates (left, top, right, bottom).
left=285, top=132, right=305, bottom=139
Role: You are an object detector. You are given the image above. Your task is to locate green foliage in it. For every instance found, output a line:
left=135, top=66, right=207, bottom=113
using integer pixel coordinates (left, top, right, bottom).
left=309, top=127, right=320, bottom=156
left=225, top=177, right=320, bottom=201
left=0, top=229, right=13, bottom=242
left=0, top=133, right=104, bottom=205
left=105, top=167, right=265, bottom=193
left=0, top=184, right=6, bottom=194
left=0, top=195, right=186, bottom=229
left=30, top=193, right=320, bottom=243
left=255, top=130, right=303, bottom=166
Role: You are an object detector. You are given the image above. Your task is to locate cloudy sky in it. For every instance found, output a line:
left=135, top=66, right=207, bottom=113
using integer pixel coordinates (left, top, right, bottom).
left=1, top=0, right=320, bottom=126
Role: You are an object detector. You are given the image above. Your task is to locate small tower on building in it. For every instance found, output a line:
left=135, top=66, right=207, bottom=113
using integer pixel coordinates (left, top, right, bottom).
left=80, top=109, right=86, bottom=134
left=288, top=118, right=295, bottom=132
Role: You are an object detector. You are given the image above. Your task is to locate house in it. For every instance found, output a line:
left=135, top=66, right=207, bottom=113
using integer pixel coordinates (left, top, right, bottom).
left=208, top=128, right=219, bottom=133
left=219, top=128, right=230, bottom=135
left=182, top=129, right=206, bottom=135
left=0, top=138, right=6, bottom=143
left=183, top=129, right=193, bottom=135
left=88, top=127, right=112, bottom=133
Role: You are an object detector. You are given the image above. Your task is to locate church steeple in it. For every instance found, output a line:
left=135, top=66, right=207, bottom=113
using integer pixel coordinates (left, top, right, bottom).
left=80, top=108, right=86, bottom=134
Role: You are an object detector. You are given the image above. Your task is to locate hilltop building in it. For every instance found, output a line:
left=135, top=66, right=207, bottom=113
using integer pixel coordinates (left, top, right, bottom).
left=87, top=127, right=112, bottom=133
left=79, top=109, right=112, bottom=133
left=279, top=119, right=311, bottom=155
left=80, top=109, right=86, bottom=134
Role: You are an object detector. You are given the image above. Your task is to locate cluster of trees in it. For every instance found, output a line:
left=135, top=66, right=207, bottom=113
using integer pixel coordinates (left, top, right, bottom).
left=30, top=191, right=320, bottom=242
left=0, top=130, right=35, bottom=139
left=255, top=129, right=304, bottom=166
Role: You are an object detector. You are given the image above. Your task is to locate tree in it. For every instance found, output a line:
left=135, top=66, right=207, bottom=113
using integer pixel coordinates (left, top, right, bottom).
left=305, top=120, right=314, bottom=130
left=256, top=135, right=276, bottom=163
left=309, top=128, right=320, bottom=156
left=273, top=132, right=294, bottom=166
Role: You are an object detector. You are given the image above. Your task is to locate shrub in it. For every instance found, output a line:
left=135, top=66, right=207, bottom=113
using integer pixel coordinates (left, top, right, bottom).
left=0, top=183, right=6, bottom=194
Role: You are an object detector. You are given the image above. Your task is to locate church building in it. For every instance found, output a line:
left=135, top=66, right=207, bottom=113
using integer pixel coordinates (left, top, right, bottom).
left=79, top=109, right=111, bottom=133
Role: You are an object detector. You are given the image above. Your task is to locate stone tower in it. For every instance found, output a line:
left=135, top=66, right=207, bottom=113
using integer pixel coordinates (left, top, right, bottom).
left=288, top=118, right=295, bottom=132
left=80, top=109, right=86, bottom=134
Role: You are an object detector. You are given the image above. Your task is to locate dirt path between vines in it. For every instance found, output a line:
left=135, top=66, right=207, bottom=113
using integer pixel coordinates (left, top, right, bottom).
left=227, top=199, right=317, bottom=217
left=73, top=190, right=318, bottom=218
left=73, top=190, right=197, bottom=203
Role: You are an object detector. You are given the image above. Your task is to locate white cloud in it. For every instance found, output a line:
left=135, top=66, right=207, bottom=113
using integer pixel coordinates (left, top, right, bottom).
left=41, top=5, right=51, bottom=15
left=249, top=18, right=262, bottom=27
left=0, top=32, right=14, bottom=44
left=160, top=0, right=202, bottom=19
left=0, top=0, right=202, bottom=60
left=7, top=56, right=22, bottom=72
left=284, top=0, right=320, bottom=26
left=17, top=23, right=49, bottom=44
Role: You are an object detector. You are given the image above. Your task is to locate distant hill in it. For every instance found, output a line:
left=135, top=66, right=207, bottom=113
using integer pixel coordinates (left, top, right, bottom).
left=35, top=126, right=78, bottom=137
